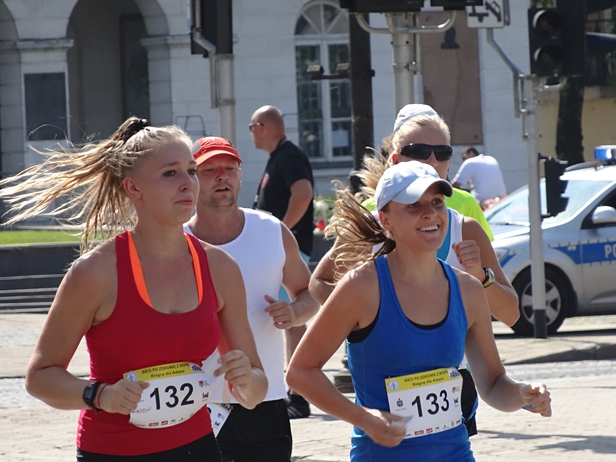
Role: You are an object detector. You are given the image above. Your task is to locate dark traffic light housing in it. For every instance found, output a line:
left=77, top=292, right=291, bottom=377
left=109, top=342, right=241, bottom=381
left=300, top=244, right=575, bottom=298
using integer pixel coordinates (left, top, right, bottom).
left=527, top=9, right=565, bottom=76
left=339, top=0, right=482, bottom=13
left=528, top=1, right=616, bottom=79
left=544, top=157, right=569, bottom=218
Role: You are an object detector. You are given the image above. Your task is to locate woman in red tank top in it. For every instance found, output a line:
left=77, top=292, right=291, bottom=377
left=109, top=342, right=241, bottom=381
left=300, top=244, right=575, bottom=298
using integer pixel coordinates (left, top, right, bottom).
left=0, top=117, right=267, bottom=461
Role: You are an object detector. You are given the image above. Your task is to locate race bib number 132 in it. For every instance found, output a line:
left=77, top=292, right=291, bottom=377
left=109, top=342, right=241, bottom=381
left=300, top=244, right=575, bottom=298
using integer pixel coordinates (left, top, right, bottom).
left=385, top=367, right=463, bottom=439
left=124, top=362, right=211, bottom=429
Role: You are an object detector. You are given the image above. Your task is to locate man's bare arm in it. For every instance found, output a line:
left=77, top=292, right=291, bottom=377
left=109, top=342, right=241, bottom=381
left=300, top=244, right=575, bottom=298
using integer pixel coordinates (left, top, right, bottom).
left=283, top=179, right=313, bottom=230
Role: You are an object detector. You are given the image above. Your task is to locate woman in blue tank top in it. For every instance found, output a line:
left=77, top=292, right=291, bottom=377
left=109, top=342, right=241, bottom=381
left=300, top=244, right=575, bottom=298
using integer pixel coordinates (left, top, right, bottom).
left=287, top=161, right=551, bottom=462
left=309, top=107, right=519, bottom=438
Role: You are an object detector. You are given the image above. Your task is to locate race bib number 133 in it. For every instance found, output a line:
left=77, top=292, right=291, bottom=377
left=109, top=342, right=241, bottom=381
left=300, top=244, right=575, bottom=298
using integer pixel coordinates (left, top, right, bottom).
left=124, top=362, right=211, bottom=429
left=385, top=367, right=463, bottom=439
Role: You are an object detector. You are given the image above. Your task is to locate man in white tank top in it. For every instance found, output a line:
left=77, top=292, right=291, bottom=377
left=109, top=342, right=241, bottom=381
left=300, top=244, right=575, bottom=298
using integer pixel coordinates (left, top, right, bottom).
left=185, top=137, right=319, bottom=462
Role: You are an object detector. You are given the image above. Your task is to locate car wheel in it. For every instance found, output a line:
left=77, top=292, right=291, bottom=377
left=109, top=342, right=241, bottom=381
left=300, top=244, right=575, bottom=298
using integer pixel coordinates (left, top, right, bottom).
left=511, top=267, right=570, bottom=337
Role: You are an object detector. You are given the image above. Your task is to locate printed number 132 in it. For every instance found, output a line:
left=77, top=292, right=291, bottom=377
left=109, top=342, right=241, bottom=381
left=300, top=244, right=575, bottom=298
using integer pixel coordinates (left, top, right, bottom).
left=150, top=384, right=194, bottom=410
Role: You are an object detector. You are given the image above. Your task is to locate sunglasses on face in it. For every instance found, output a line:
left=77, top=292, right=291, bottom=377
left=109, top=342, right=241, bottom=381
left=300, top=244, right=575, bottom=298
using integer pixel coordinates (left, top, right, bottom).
left=399, top=143, right=453, bottom=161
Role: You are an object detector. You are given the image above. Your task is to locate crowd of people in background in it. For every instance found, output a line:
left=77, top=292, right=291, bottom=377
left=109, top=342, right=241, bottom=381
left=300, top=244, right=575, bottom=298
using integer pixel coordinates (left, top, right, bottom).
left=0, top=103, right=551, bottom=462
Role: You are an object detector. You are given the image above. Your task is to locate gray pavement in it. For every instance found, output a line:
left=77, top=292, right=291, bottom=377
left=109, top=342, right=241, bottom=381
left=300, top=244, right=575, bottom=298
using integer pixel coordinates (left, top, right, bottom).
left=1, top=313, right=616, bottom=461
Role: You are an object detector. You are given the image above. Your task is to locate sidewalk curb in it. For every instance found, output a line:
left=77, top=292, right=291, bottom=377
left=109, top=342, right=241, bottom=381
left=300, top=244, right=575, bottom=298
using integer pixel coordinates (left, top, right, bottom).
left=505, top=342, right=616, bottom=365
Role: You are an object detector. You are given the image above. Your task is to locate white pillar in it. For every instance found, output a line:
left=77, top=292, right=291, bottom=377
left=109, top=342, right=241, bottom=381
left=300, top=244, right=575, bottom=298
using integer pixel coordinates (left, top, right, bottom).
left=216, top=53, right=236, bottom=144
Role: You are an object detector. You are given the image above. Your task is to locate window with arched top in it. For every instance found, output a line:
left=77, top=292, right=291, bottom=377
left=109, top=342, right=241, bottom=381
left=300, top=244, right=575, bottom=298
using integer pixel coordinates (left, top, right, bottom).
left=295, top=2, right=350, bottom=161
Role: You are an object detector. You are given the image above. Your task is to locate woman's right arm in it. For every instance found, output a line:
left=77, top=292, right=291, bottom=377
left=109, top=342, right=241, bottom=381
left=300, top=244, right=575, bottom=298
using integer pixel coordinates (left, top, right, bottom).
left=308, top=241, right=339, bottom=306
left=459, top=271, right=552, bottom=417
left=25, top=243, right=147, bottom=412
left=309, top=236, right=369, bottom=306
left=288, top=265, right=407, bottom=448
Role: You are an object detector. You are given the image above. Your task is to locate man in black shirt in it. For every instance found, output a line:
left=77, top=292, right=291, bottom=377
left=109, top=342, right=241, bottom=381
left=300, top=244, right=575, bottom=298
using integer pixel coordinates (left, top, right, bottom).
left=251, top=105, right=314, bottom=419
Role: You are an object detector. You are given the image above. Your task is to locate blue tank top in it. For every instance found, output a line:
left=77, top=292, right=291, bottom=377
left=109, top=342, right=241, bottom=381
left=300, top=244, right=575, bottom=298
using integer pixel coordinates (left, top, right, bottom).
left=347, top=256, right=474, bottom=462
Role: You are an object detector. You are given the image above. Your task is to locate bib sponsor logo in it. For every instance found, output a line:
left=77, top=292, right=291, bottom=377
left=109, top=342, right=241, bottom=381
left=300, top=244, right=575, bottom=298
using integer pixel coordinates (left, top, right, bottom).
left=388, top=380, right=400, bottom=391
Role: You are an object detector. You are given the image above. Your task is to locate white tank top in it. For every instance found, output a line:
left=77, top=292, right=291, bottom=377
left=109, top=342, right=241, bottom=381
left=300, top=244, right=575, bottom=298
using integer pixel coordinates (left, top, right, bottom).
left=443, top=208, right=464, bottom=270
left=184, top=208, right=287, bottom=402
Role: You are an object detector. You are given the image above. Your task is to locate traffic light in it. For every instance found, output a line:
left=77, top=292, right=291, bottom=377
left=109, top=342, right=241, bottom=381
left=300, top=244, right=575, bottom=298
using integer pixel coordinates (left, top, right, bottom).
left=527, top=8, right=567, bottom=76
left=339, top=0, right=481, bottom=13
left=527, top=1, right=616, bottom=78
left=544, top=157, right=569, bottom=217
left=190, top=0, right=232, bottom=57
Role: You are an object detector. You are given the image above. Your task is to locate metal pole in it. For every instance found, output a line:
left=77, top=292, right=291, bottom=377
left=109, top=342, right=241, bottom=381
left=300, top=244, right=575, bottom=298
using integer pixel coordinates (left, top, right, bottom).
left=522, top=75, right=548, bottom=339
left=412, top=13, right=423, bottom=104
left=348, top=13, right=374, bottom=193
left=486, top=29, right=523, bottom=118
left=389, top=15, right=414, bottom=113
left=191, top=0, right=219, bottom=109
left=217, top=53, right=236, bottom=144
left=355, top=12, right=455, bottom=114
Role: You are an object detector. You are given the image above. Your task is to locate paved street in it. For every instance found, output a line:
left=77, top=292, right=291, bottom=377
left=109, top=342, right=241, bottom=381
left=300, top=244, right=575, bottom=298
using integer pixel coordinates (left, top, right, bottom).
left=291, top=362, right=616, bottom=462
left=1, top=313, right=616, bottom=461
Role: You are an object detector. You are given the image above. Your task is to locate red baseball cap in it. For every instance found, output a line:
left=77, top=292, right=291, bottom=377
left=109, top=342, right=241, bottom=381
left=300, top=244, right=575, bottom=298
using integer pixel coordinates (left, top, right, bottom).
left=191, top=137, right=243, bottom=165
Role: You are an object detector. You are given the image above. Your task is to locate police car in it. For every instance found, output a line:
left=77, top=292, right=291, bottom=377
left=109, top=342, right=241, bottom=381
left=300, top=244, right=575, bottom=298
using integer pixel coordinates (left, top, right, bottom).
left=485, top=148, right=616, bottom=336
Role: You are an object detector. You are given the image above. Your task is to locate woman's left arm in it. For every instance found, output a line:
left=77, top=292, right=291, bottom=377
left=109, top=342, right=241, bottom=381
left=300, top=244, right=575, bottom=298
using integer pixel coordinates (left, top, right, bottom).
left=455, top=217, right=519, bottom=326
left=461, top=272, right=551, bottom=417
left=206, top=245, right=268, bottom=409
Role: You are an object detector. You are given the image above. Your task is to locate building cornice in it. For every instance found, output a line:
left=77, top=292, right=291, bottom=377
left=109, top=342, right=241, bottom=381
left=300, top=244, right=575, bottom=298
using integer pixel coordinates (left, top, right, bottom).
left=15, top=38, right=74, bottom=51
left=141, top=34, right=190, bottom=50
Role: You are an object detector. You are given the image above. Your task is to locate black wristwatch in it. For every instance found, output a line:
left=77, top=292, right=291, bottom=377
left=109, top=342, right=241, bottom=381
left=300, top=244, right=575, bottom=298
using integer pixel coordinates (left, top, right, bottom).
left=83, top=381, right=103, bottom=412
left=482, top=267, right=495, bottom=288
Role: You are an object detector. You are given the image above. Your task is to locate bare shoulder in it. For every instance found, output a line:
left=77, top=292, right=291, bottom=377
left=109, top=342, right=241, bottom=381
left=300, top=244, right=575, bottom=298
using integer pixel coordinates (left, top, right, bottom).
left=66, top=239, right=116, bottom=290
left=199, top=240, right=241, bottom=277
left=453, top=266, right=483, bottom=291
left=54, top=238, right=118, bottom=323
left=343, top=259, right=377, bottom=288
left=462, top=216, right=486, bottom=239
left=331, top=260, right=379, bottom=328
left=335, top=260, right=378, bottom=304
left=198, top=240, right=245, bottom=314
left=462, top=217, right=494, bottom=251
left=452, top=266, right=489, bottom=321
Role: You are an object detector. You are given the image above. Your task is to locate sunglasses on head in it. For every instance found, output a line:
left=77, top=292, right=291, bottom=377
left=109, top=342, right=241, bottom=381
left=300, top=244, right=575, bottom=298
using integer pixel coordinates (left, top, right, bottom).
left=400, top=143, right=453, bottom=161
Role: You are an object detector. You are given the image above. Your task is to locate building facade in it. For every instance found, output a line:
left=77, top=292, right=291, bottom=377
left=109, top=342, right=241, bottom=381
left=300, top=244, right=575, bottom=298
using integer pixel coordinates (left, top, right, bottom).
left=0, top=0, right=613, bottom=211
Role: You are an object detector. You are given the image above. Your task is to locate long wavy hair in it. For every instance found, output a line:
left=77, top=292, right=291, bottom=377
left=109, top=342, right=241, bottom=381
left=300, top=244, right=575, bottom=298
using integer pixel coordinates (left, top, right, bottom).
left=0, top=117, right=193, bottom=253
left=324, top=182, right=395, bottom=282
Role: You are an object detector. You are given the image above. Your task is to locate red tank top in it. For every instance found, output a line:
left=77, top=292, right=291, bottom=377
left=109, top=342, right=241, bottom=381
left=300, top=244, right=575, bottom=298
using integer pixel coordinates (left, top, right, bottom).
left=76, top=231, right=220, bottom=455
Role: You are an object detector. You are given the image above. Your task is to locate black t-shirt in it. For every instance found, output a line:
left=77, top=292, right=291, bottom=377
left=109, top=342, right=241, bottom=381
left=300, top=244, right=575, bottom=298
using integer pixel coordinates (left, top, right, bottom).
left=254, top=140, right=314, bottom=256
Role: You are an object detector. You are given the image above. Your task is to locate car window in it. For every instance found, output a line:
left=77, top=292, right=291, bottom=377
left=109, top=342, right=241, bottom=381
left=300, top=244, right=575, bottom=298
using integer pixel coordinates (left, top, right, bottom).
left=602, top=191, right=616, bottom=210
left=486, top=179, right=611, bottom=225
